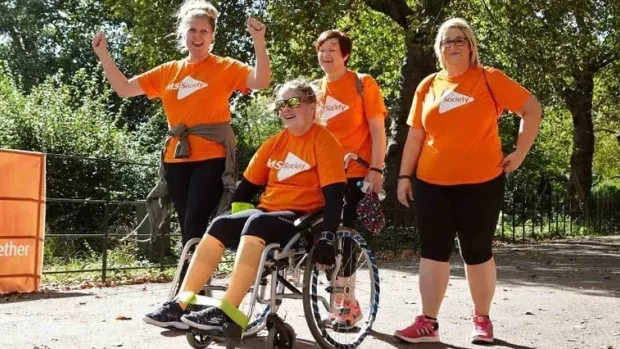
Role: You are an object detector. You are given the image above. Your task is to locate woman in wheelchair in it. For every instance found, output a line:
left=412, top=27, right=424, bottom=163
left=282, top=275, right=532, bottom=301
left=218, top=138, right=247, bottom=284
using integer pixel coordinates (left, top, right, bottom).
left=143, top=78, right=347, bottom=332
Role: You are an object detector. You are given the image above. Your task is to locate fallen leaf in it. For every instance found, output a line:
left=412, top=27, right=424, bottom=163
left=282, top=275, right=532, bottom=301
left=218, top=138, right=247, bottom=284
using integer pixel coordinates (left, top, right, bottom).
left=115, top=315, right=132, bottom=321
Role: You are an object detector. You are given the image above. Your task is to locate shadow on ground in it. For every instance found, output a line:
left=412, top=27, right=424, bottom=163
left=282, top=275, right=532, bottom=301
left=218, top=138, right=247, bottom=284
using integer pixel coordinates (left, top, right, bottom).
left=369, top=330, right=537, bottom=349
left=377, top=236, right=620, bottom=298
left=0, top=290, right=91, bottom=304
left=160, top=329, right=318, bottom=349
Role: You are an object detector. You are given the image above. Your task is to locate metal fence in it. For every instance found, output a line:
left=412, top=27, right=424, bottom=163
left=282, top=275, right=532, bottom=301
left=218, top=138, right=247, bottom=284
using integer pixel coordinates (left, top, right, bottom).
left=39, top=154, right=620, bottom=281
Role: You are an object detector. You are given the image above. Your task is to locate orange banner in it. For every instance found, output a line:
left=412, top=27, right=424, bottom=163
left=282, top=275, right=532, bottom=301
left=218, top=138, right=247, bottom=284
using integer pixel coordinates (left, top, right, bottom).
left=0, top=149, right=46, bottom=294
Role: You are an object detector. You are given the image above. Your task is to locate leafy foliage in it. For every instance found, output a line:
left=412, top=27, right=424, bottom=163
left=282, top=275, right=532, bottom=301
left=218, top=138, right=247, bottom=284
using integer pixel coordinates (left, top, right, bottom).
left=0, top=62, right=158, bottom=254
left=0, top=0, right=618, bottom=259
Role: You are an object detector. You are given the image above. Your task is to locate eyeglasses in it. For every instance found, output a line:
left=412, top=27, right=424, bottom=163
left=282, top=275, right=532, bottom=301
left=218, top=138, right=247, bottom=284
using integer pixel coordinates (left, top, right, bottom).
left=274, top=97, right=303, bottom=112
left=441, top=37, right=468, bottom=47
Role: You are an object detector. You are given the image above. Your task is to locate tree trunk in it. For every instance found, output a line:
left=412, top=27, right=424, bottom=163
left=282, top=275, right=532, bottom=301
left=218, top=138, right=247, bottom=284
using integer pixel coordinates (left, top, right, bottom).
left=564, top=70, right=595, bottom=214
left=363, top=0, right=450, bottom=225
left=383, top=30, right=438, bottom=202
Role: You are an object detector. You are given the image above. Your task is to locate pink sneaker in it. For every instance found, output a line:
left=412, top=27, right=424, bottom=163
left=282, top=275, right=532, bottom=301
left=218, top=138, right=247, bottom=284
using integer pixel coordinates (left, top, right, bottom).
left=394, top=315, right=440, bottom=343
left=328, top=298, right=363, bottom=330
left=471, top=315, right=494, bottom=344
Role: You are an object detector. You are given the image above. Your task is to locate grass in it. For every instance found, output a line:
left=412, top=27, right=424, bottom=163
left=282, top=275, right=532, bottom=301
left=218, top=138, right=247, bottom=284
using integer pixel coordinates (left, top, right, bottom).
left=42, top=238, right=236, bottom=288
left=495, top=212, right=618, bottom=242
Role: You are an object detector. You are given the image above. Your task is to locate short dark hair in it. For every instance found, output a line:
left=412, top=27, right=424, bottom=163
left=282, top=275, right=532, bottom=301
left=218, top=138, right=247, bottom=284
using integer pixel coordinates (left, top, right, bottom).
left=315, top=30, right=352, bottom=64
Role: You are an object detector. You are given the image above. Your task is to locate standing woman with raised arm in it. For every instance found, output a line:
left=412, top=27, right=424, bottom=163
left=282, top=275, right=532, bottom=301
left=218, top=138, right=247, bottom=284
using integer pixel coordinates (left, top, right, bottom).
left=91, top=0, right=271, bottom=272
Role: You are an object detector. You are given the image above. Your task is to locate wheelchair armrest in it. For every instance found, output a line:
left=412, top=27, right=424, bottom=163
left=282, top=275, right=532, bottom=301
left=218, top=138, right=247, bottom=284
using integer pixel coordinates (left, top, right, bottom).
left=293, top=208, right=324, bottom=229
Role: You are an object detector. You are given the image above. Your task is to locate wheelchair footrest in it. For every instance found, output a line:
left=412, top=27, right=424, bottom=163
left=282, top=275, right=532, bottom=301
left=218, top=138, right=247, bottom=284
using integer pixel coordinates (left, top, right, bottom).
left=177, top=292, right=250, bottom=329
left=191, top=321, right=243, bottom=340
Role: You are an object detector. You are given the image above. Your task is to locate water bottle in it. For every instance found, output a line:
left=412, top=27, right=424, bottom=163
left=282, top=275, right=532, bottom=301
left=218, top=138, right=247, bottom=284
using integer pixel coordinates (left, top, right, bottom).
left=357, top=180, right=386, bottom=201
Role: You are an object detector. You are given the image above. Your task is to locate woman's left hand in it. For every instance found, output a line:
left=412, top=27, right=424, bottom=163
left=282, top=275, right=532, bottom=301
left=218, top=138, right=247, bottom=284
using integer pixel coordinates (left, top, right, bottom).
left=501, top=150, right=527, bottom=173
left=247, top=17, right=266, bottom=42
left=365, top=171, right=383, bottom=194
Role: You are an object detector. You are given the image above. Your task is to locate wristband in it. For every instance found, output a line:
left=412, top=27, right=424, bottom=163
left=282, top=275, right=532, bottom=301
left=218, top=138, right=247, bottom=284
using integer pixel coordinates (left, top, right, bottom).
left=397, top=175, right=411, bottom=180
left=370, top=167, right=384, bottom=174
left=318, top=231, right=335, bottom=243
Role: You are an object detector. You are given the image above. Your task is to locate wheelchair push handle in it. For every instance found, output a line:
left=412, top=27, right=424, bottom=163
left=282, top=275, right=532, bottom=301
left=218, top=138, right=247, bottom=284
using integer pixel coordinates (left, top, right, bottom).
left=343, top=153, right=386, bottom=201
left=344, top=152, right=370, bottom=171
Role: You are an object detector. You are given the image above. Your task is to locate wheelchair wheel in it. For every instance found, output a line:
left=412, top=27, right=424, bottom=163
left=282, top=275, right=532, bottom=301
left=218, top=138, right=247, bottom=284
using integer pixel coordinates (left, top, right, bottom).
left=185, top=331, right=213, bottom=349
left=266, top=323, right=296, bottom=349
left=302, top=228, right=380, bottom=349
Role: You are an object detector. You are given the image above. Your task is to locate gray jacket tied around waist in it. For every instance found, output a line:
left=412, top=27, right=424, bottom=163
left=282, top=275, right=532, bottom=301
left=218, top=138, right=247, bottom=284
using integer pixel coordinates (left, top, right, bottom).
left=143, top=122, right=237, bottom=241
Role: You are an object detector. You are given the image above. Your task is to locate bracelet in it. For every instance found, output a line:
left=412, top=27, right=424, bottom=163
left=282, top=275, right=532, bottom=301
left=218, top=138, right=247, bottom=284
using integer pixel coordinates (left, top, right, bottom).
left=397, top=175, right=411, bottom=180
left=370, top=167, right=384, bottom=174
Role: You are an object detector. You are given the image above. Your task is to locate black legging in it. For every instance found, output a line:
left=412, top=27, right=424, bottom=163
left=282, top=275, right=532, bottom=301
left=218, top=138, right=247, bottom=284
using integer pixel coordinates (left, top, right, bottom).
left=164, top=158, right=226, bottom=246
left=339, top=177, right=365, bottom=277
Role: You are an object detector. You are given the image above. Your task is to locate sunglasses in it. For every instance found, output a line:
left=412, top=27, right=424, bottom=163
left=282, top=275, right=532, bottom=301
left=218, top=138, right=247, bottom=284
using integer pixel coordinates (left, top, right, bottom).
left=274, top=97, right=303, bottom=112
left=441, top=37, right=468, bottom=47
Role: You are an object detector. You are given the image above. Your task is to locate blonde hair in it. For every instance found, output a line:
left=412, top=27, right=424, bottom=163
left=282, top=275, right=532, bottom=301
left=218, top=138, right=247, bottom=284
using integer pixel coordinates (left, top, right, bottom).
left=434, top=18, right=481, bottom=70
left=273, top=78, right=324, bottom=125
left=175, top=0, right=218, bottom=52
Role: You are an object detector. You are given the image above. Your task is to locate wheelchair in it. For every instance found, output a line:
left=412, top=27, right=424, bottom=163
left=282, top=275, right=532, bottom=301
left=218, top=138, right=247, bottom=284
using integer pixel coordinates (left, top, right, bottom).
left=165, top=153, right=381, bottom=349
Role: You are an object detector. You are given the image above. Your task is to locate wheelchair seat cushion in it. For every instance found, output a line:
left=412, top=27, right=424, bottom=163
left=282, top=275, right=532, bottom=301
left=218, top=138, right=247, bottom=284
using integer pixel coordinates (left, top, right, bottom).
left=357, top=192, right=385, bottom=235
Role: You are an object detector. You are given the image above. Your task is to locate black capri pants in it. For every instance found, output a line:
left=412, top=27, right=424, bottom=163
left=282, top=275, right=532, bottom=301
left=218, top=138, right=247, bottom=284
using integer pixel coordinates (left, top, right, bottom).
left=414, top=174, right=505, bottom=265
left=206, top=209, right=301, bottom=249
left=165, top=158, right=225, bottom=246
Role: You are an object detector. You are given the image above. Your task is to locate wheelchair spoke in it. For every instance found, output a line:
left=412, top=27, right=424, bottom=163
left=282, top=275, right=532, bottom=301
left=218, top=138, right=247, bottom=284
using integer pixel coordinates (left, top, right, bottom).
left=303, top=230, right=381, bottom=349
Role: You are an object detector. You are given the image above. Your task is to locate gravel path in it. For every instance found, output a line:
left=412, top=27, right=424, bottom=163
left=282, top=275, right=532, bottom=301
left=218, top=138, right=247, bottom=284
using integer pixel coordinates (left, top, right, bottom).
left=2, top=237, right=619, bottom=349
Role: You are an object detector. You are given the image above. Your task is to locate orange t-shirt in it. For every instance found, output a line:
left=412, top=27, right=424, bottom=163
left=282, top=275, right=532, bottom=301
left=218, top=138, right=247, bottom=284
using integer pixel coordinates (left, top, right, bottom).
left=407, top=66, right=531, bottom=185
left=315, top=70, right=387, bottom=178
left=243, top=124, right=346, bottom=213
left=137, top=55, right=252, bottom=163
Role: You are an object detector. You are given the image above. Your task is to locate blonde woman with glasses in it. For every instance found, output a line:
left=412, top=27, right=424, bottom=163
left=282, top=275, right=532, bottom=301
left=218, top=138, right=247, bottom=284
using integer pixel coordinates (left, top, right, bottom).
left=395, top=18, right=542, bottom=344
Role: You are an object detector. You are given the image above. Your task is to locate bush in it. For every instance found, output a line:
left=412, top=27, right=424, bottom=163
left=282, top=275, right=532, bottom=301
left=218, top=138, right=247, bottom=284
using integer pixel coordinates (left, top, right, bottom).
left=0, top=62, right=159, bottom=256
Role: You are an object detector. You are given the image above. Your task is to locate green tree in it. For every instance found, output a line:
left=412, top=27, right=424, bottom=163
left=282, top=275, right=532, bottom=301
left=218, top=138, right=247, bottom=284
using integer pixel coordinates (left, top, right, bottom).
left=476, top=0, right=620, bottom=204
left=359, top=0, right=451, bottom=189
left=0, top=0, right=110, bottom=91
left=0, top=63, right=157, bottom=254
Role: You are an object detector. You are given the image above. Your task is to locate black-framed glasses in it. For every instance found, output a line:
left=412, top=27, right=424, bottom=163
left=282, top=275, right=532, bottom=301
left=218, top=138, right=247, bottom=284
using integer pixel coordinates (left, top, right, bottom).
left=274, top=97, right=303, bottom=112
left=441, top=37, right=468, bottom=47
